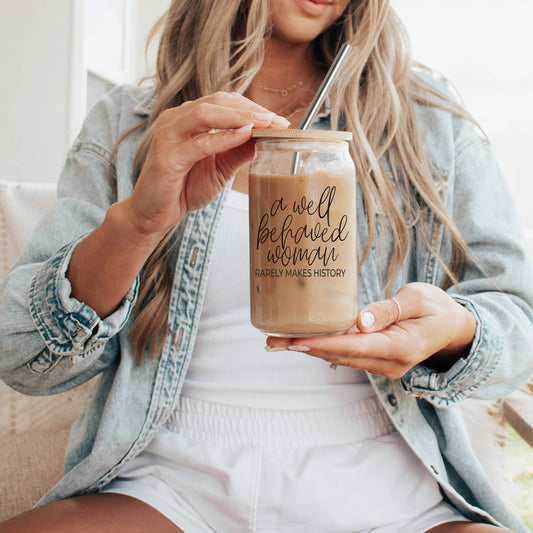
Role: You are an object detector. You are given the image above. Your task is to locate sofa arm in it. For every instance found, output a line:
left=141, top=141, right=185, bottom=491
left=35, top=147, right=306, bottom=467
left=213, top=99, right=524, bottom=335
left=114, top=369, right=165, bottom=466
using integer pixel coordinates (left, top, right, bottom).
left=503, top=387, right=533, bottom=448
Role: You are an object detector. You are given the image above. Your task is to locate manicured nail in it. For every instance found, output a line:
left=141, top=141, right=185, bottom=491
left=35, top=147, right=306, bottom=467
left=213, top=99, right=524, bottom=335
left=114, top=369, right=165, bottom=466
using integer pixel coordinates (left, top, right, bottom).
left=288, top=345, right=310, bottom=352
left=253, top=111, right=275, bottom=121
left=264, top=345, right=286, bottom=352
left=272, top=115, right=291, bottom=127
left=360, top=311, right=375, bottom=329
left=235, top=123, right=254, bottom=134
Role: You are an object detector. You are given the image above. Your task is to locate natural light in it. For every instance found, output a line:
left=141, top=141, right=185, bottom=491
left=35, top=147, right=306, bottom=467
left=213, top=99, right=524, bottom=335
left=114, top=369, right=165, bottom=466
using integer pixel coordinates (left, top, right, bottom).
left=392, top=0, right=533, bottom=237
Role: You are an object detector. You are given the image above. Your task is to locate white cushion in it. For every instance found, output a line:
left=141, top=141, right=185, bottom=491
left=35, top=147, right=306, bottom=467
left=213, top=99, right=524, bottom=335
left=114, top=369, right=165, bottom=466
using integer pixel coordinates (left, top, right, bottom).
left=0, top=180, right=57, bottom=276
left=0, top=179, right=91, bottom=439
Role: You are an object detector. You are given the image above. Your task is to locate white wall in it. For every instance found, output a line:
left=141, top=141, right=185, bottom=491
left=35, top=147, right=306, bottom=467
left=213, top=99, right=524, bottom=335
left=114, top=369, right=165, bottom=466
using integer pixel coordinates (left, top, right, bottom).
left=0, top=0, right=169, bottom=185
left=392, top=0, right=533, bottom=234
left=132, top=0, right=170, bottom=82
left=0, top=0, right=74, bottom=183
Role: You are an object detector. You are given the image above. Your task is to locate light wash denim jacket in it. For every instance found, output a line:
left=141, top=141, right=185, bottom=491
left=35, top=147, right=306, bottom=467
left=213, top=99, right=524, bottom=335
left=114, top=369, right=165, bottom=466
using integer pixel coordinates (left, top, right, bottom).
left=1, top=75, right=532, bottom=531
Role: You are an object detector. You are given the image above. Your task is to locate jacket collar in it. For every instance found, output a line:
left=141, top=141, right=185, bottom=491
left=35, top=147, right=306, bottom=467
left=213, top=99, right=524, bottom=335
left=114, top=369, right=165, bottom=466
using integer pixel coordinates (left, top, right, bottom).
left=133, top=86, right=157, bottom=116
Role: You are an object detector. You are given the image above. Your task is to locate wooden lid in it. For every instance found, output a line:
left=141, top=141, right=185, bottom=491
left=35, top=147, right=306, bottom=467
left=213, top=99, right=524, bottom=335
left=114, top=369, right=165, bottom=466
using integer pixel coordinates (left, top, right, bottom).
left=251, top=129, right=352, bottom=141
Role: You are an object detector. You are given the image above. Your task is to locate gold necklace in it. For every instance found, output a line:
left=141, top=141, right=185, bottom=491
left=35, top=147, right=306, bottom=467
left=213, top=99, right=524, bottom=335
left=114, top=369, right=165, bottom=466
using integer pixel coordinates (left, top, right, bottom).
left=251, top=80, right=305, bottom=97
left=285, top=105, right=308, bottom=124
left=277, top=101, right=308, bottom=120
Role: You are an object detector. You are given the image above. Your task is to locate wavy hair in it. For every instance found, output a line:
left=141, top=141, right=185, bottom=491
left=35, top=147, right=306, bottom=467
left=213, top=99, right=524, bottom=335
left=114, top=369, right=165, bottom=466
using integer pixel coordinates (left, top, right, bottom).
left=128, top=0, right=471, bottom=361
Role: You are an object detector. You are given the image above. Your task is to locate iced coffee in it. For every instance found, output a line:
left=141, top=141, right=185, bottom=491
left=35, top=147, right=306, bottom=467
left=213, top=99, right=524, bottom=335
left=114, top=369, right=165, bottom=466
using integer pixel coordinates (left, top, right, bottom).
left=249, top=129, right=357, bottom=337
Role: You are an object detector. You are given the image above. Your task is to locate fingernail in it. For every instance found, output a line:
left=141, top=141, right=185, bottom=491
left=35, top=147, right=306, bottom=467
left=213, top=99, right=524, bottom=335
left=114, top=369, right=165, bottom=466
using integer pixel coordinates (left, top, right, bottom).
left=288, top=345, right=310, bottom=352
left=253, top=111, right=275, bottom=121
left=235, top=123, right=254, bottom=134
left=272, top=115, right=291, bottom=127
left=360, top=311, right=375, bottom=329
left=264, top=345, right=286, bottom=352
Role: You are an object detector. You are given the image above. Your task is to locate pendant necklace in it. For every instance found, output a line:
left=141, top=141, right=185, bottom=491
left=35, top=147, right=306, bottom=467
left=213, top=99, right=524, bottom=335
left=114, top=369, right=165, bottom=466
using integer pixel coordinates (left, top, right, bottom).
left=250, top=80, right=305, bottom=97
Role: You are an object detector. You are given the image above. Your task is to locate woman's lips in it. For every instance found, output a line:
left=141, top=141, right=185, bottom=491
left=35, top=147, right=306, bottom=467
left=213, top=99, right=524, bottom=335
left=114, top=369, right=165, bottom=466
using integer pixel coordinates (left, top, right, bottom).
left=293, top=0, right=332, bottom=17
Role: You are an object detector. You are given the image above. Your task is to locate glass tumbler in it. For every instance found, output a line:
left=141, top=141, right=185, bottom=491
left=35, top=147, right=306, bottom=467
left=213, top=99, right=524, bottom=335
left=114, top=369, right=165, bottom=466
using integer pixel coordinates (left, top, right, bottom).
left=248, top=129, right=357, bottom=337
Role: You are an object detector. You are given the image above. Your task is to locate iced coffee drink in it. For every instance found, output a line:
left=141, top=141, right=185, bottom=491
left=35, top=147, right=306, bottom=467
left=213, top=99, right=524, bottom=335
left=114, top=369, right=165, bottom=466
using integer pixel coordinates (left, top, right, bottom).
left=249, top=129, right=357, bottom=337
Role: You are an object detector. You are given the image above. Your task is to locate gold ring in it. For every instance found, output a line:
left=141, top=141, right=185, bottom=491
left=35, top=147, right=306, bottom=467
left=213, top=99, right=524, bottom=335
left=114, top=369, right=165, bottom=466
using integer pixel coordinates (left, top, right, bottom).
left=329, top=363, right=338, bottom=370
left=391, top=296, right=402, bottom=322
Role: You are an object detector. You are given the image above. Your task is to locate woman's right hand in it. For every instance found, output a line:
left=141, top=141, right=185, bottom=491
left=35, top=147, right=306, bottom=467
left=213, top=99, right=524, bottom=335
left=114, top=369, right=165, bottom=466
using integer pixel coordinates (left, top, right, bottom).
left=67, top=92, right=287, bottom=318
left=123, top=91, right=288, bottom=244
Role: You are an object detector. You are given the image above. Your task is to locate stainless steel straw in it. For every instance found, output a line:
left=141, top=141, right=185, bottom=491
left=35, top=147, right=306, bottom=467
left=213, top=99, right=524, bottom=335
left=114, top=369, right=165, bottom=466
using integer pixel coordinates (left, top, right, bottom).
left=290, top=43, right=352, bottom=174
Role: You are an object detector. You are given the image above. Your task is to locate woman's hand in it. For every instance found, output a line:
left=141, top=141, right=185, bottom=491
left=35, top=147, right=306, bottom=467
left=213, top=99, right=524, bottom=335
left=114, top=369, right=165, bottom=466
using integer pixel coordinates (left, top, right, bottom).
left=266, top=282, right=477, bottom=380
left=67, top=92, right=288, bottom=318
left=124, top=91, right=289, bottom=244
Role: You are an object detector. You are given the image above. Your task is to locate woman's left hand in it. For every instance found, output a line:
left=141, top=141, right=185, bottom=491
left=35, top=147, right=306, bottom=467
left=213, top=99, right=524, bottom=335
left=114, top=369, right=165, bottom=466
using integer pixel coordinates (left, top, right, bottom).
left=266, top=282, right=477, bottom=379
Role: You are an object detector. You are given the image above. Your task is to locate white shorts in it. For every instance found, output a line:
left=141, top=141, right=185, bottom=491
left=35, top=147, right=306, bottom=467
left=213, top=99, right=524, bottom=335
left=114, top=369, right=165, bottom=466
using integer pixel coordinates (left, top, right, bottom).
left=103, top=396, right=468, bottom=532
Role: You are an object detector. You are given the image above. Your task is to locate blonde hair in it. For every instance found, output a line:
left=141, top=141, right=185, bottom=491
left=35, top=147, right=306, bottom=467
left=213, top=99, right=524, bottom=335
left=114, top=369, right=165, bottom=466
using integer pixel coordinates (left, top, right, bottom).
left=128, top=0, right=471, bottom=361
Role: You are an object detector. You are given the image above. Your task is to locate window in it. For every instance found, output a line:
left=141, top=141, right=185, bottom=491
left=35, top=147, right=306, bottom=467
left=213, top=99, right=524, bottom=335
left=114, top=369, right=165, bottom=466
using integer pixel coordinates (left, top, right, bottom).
left=84, top=0, right=132, bottom=112
left=392, top=0, right=533, bottom=237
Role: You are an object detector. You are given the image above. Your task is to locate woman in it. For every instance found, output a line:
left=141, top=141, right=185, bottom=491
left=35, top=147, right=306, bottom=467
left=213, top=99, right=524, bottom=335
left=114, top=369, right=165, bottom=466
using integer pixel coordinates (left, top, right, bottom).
left=0, top=0, right=532, bottom=531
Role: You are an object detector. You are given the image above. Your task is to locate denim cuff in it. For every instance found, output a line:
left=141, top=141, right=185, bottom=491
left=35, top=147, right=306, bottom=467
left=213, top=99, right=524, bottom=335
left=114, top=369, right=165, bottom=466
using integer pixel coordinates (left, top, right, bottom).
left=28, top=238, right=138, bottom=361
left=400, top=295, right=503, bottom=408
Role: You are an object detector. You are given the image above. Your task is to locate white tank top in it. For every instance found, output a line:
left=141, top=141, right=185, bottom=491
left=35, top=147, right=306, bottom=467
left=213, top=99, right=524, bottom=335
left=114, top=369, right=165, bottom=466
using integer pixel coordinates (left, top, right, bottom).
left=181, top=189, right=375, bottom=409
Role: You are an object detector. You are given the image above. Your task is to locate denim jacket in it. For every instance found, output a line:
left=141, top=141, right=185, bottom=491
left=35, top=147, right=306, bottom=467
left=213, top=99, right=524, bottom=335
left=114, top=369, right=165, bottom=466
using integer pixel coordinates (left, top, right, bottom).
left=1, top=76, right=532, bottom=532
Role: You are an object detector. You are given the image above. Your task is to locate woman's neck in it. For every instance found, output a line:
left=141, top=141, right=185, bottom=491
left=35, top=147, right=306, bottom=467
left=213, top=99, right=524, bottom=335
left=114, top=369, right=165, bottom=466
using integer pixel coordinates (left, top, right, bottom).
left=254, top=39, right=316, bottom=88
left=234, top=39, right=324, bottom=195
left=246, top=38, right=322, bottom=119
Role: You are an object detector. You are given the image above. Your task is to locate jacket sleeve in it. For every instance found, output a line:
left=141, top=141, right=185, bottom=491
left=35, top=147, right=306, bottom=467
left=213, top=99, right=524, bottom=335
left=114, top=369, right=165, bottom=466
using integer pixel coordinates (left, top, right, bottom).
left=0, top=88, right=140, bottom=396
left=401, top=120, right=533, bottom=408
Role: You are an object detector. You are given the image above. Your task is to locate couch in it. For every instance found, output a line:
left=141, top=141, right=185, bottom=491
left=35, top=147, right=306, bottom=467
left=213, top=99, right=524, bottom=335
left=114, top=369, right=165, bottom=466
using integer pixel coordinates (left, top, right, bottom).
left=0, top=180, right=93, bottom=521
left=0, top=179, right=531, bottom=523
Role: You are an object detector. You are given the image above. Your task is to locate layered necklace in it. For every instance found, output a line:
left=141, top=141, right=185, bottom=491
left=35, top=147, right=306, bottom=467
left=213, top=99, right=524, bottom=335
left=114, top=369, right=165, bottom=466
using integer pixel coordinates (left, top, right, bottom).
left=251, top=80, right=306, bottom=98
left=250, top=75, right=320, bottom=123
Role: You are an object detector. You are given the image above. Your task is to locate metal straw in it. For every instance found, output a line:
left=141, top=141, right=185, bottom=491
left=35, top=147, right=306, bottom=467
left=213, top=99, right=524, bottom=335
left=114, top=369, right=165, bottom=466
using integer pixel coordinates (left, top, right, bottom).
left=290, top=43, right=352, bottom=174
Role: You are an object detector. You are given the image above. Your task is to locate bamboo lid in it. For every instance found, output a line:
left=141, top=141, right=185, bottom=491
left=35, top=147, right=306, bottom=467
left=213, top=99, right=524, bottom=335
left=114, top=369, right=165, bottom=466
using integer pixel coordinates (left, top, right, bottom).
left=251, top=129, right=352, bottom=141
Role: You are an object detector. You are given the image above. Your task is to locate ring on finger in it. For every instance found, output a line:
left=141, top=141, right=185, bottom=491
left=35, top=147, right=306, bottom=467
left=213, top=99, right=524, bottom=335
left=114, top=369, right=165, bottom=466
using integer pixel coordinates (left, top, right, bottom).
left=391, top=296, right=402, bottom=322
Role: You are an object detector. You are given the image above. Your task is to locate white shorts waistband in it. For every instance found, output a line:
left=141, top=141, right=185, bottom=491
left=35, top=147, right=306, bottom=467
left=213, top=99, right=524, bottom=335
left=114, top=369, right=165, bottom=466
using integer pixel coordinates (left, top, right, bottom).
left=164, top=395, right=395, bottom=448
